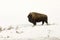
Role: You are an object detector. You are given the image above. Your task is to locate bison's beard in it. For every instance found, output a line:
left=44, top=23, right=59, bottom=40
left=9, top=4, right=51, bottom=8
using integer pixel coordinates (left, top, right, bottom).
left=28, top=18, right=33, bottom=23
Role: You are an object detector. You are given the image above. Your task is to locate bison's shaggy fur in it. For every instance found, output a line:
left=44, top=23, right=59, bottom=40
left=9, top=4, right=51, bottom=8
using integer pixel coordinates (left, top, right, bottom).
left=27, top=12, right=48, bottom=25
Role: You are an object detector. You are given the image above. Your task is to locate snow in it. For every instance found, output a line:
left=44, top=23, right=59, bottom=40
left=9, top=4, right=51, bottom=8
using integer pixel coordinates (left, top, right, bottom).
left=0, top=24, right=59, bottom=40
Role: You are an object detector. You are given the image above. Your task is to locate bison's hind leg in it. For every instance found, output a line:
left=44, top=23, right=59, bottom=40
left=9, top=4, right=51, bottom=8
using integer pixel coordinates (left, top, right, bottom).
left=45, top=20, right=48, bottom=25
left=42, top=20, right=48, bottom=25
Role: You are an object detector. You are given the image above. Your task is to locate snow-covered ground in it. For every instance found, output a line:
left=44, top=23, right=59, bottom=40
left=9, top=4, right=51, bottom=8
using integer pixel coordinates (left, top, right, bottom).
left=0, top=23, right=59, bottom=40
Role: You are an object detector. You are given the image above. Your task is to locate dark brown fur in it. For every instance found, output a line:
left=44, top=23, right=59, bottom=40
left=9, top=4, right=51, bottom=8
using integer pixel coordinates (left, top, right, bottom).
left=27, top=12, right=48, bottom=25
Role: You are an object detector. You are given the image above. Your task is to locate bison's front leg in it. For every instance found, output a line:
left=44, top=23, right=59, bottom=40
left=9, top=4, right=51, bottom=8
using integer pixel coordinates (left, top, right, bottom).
left=33, top=22, right=36, bottom=25
left=32, top=22, right=36, bottom=27
left=32, top=21, right=36, bottom=25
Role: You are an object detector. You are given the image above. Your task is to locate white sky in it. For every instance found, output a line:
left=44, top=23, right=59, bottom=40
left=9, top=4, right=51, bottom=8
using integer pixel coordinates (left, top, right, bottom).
left=0, top=0, right=60, bottom=26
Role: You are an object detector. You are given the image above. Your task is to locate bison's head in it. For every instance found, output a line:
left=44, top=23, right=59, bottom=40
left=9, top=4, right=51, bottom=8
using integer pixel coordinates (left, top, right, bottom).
left=27, top=13, right=33, bottom=23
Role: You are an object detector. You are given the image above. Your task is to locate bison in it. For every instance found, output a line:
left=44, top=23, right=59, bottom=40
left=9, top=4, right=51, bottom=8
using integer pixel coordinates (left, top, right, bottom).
left=27, top=12, right=48, bottom=25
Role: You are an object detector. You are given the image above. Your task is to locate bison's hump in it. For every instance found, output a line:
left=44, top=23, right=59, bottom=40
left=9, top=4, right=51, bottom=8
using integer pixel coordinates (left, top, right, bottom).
left=29, top=12, right=47, bottom=19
